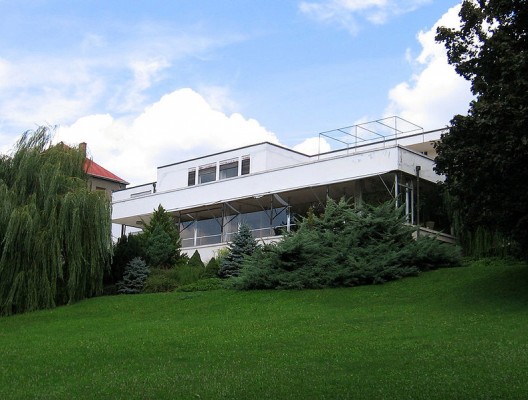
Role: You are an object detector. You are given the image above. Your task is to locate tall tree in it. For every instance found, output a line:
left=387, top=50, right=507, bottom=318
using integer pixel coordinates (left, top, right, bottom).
left=0, top=127, right=112, bottom=315
left=142, top=205, right=184, bottom=268
left=435, top=0, right=528, bottom=256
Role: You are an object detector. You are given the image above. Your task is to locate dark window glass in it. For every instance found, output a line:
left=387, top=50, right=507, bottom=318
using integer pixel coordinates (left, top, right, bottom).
left=188, top=168, right=196, bottom=186
left=220, top=161, right=238, bottom=180
left=241, top=156, right=250, bottom=175
left=198, top=165, right=216, bottom=184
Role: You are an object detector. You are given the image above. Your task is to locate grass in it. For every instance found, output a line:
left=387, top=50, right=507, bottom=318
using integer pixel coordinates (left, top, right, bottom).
left=1, top=258, right=527, bottom=399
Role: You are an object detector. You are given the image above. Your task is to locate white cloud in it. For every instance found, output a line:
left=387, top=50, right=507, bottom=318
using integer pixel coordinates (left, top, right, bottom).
left=293, top=136, right=332, bottom=155
left=299, top=0, right=431, bottom=34
left=55, top=88, right=279, bottom=186
left=384, top=4, right=473, bottom=130
left=0, top=25, right=245, bottom=136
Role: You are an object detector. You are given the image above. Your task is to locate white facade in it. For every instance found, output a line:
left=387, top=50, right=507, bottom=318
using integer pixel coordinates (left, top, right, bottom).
left=112, top=128, right=447, bottom=260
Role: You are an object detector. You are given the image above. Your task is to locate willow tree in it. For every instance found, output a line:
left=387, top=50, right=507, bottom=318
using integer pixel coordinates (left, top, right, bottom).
left=0, top=127, right=112, bottom=316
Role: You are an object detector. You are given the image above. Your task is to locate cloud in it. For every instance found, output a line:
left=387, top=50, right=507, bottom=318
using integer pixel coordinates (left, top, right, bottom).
left=384, top=4, right=473, bottom=130
left=55, top=88, right=280, bottom=186
left=0, top=24, right=245, bottom=136
left=299, top=0, right=431, bottom=34
left=293, top=136, right=332, bottom=155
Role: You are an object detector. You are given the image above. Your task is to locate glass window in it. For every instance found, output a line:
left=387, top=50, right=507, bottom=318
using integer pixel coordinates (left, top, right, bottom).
left=241, top=156, right=250, bottom=175
left=198, top=163, right=216, bottom=184
left=188, top=168, right=196, bottom=186
left=219, top=159, right=238, bottom=180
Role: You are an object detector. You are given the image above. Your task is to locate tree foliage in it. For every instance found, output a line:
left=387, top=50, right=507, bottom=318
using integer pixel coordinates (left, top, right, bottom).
left=435, top=0, right=528, bottom=256
left=0, top=127, right=112, bottom=315
left=235, top=199, right=460, bottom=290
left=106, top=233, right=144, bottom=286
left=117, top=257, right=149, bottom=294
left=142, top=205, right=183, bottom=268
left=219, top=224, right=258, bottom=278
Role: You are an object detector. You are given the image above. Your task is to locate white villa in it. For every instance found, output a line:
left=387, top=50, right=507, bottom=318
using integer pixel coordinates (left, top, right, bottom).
left=112, top=117, right=452, bottom=260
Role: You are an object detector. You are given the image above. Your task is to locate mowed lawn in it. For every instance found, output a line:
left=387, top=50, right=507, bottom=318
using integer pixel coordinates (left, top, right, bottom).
left=1, top=259, right=527, bottom=399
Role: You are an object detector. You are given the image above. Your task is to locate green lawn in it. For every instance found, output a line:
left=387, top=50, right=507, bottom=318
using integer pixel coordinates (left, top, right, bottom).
left=1, top=259, right=527, bottom=399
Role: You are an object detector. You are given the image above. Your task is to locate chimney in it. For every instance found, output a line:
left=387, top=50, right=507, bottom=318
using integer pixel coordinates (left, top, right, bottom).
left=79, top=142, right=87, bottom=158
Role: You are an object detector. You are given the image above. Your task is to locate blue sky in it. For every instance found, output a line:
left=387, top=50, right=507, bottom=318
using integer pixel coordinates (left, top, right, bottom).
left=0, top=0, right=472, bottom=184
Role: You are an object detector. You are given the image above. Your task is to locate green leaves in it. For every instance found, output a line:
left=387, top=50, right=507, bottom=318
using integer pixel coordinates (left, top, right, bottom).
left=142, top=205, right=184, bottom=268
left=435, top=0, right=528, bottom=258
left=235, top=199, right=460, bottom=290
left=0, top=127, right=112, bottom=315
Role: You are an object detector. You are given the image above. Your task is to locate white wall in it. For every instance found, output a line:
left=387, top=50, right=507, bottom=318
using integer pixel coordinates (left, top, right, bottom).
left=155, top=142, right=309, bottom=192
left=113, top=146, right=440, bottom=225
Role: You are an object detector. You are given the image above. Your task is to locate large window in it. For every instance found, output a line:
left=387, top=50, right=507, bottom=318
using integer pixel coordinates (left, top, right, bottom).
left=198, top=163, right=216, bottom=184
left=219, top=159, right=238, bottom=180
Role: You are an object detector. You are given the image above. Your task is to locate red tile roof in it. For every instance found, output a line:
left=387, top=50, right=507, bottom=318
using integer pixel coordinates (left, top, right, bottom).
left=84, top=159, right=129, bottom=185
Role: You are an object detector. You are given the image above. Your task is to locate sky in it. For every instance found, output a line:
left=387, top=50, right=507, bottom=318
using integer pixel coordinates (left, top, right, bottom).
left=0, top=0, right=473, bottom=186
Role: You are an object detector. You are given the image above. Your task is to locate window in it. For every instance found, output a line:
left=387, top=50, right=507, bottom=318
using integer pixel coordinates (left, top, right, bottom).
left=219, top=158, right=238, bottom=180
left=198, top=163, right=216, bottom=184
left=241, top=156, right=250, bottom=175
left=188, top=168, right=196, bottom=186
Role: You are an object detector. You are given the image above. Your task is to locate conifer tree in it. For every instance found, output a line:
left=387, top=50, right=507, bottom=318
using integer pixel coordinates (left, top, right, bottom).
left=117, top=257, right=149, bottom=294
left=0, top=127, right=112, bottom=315
left=187, top=250, right=205, bottom=269
left=219, top=224, right=258, bottom=278
left=142, top=205, right=183, bottom=268
left=204, top=257, right=220, bottom=277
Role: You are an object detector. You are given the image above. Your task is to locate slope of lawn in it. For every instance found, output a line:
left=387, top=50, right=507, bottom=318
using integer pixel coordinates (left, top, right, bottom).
left=0, top=259, right=527, bottom=399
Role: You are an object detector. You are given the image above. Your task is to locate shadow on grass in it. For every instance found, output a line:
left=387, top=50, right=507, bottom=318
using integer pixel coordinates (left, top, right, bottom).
left=449, top=260, right=528, bottom=311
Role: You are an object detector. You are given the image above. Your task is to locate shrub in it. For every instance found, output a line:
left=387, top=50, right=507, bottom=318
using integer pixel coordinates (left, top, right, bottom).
left=203, top=257, right=220, bottom=278
left=174, top=264, right=204, bottom=286
left=235, top=199, right=461, bottom=290
left=187, top=250, right=205, bottom=269
left=143, top=268, right=180, bottom=293
left=117, top=257, right=149, bottom=294
left=176, top=278, right=227, bottom=292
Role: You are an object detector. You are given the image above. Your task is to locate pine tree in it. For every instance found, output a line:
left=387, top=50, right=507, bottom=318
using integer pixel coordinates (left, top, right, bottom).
left=117, top=257, right=149, bottom=294
left=0, top=127, right=112, bottom=315
left=142, top=205, right=183, bottom=268
left=219, top=224, right=258, bottom=278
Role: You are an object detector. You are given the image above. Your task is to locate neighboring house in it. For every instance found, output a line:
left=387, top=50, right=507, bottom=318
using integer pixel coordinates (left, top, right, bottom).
left=112, top=117, right=452, bottom=260
left=80, top=142, right=129, bottom=199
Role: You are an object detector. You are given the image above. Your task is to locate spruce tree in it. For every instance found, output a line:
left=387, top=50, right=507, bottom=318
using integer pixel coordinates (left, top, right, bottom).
left=219, top=224, right=258, bottom=278
left=117, top=257, right=149, bottom=294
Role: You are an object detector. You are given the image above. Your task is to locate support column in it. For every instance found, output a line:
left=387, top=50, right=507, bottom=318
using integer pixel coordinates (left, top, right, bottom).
left=394, top=173, right=399, bottom=208
left=416, top=166, right=421, bottom=239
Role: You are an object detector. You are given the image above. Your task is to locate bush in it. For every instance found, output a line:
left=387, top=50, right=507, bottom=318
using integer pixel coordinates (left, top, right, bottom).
left=117, top=257, right=149, bottom=294
left=234, top=199, right=461, bottom=290
left=187, top=250, right=205, bottom=269
left=176, top=278, right=228, bottom=292
left=174, top=264, right=204, bottom=286
left=203, top=257, right=220, bottom=278
left=143, top=268, right=180, bottom=293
